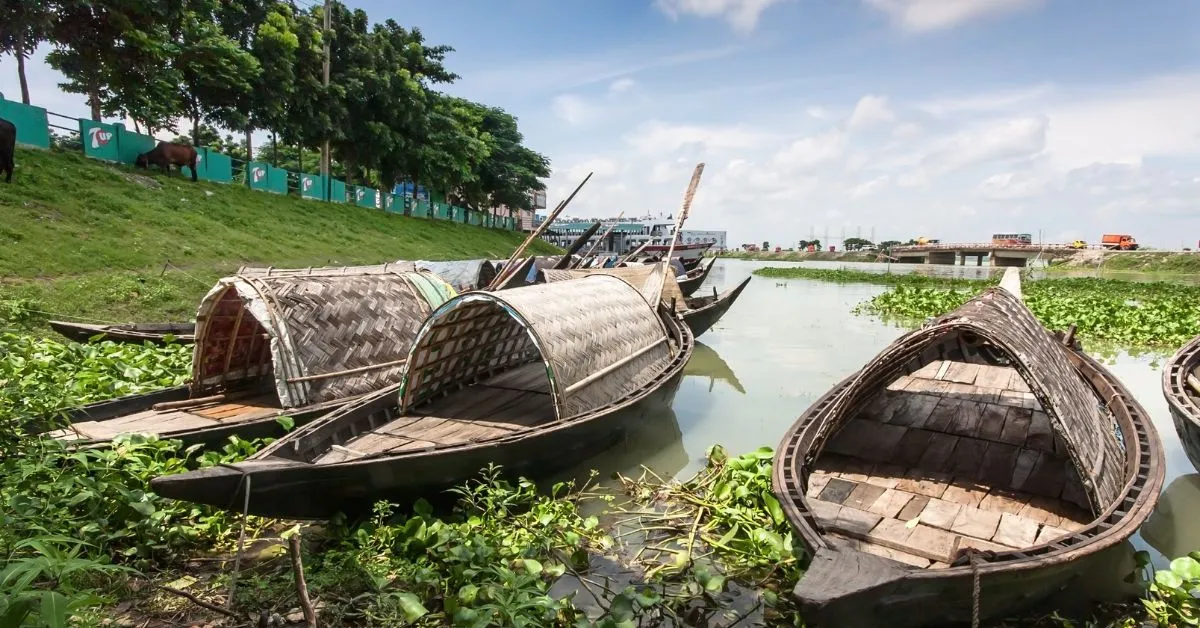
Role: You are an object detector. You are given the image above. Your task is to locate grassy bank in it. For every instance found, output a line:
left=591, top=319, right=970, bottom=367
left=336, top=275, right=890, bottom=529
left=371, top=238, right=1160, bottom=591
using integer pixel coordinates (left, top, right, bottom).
left=1049, top=250, right=1200, bottom=274
left=0, top=148, right=559, bottom=330
left=755, top=266, right=1200, bottom=349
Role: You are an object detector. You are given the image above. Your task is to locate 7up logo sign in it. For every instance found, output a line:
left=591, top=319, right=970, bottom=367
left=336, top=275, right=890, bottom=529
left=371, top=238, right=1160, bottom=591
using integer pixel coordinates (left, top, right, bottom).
left=251, top=167, right=266, bottom=183
left=356, top=188, right=365, bottom=201
left=87, top=127, right=112, bottom=149
left=302, top=177, right=313, bottom=192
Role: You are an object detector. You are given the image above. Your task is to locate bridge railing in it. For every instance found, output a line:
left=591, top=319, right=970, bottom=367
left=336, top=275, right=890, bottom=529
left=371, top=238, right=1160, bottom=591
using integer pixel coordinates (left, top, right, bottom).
left=890, top=242, right=1104, bottom=253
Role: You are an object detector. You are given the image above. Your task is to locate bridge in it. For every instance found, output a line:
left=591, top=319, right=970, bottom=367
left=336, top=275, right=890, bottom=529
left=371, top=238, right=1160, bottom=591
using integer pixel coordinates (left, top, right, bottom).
left=887, top=243, right=1100, bottom=267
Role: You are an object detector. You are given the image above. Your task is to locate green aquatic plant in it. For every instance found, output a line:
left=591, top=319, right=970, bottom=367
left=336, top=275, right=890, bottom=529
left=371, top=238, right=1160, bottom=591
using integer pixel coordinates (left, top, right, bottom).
left=754, top=266, right=997, bottom=289
left=1141, top=552, right=1200, bottom=626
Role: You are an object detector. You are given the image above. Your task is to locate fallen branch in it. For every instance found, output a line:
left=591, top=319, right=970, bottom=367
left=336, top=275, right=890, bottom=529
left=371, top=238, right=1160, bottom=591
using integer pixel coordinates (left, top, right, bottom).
left=157, top=585, right=241, bottom=619
left=289, top=534, right=318, bottom=628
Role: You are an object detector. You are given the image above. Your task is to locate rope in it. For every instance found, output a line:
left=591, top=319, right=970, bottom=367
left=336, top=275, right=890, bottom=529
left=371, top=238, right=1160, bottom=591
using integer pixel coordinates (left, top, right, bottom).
left=969, top=551, right=983, bottom=628
left=8, top=307, right=125, bottom=325
left=224, top=469, right=252, bottom=611
left=161, top=260, right=216, bottom=287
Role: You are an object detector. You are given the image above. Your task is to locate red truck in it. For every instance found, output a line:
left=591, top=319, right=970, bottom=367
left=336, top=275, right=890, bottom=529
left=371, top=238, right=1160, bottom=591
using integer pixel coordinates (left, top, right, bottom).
left=1101, top=234, right=1138, bottom=251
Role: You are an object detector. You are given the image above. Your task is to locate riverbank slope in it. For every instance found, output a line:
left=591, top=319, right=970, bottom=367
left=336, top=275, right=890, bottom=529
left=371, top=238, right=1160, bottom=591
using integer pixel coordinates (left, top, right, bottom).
left=0, top=148, right=559, bottom=329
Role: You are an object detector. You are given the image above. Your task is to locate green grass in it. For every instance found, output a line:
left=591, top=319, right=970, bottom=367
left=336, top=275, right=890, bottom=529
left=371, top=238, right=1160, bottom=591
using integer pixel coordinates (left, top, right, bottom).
left=0, top=147, right=559, bottom=327
left=1050, top=251, right=1200, bottom=274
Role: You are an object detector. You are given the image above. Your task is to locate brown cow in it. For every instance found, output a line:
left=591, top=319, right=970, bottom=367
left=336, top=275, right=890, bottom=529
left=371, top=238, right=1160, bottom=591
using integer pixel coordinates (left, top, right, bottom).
left=136, top=141, right=199, bottom=182
left=0, top=117, right=15, bottom=183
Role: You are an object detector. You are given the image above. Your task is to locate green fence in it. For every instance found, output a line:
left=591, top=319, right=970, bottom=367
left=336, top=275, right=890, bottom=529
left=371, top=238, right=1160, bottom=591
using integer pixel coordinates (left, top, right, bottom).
left=8, top=96, right=521, bottom=231
left=0, top=100, right=52, bottom=149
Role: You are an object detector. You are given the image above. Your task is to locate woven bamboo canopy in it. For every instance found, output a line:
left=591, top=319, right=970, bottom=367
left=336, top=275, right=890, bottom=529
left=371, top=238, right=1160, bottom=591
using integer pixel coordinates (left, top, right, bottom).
left=192, top=265, right=456, bottom=408
left=399, top=275, right=674, bottom=421
left=414, top=259, right=498, bottom=292
left=541, top=262, right=687, bottom=311
left=815, top=285, right=1125, bottom=512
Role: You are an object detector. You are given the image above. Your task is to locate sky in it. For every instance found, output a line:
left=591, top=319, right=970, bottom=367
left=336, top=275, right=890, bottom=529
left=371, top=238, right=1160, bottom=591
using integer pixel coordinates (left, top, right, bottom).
left=3, top=0, right=1200, bottom=248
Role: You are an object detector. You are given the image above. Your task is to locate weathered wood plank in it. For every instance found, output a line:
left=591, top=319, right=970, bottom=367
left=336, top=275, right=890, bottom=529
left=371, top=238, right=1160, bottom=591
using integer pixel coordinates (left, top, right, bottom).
left=992, top=512, right=1040, bottom=548
left=866, top=488, right=913, bottom=518
left=916, top=498, right=962, bottom=531
left=998, top=407, right=1033, bottom=445
left=1026, top=410, right=1055, bottom=452
left=1009, top=449, right=1041, bottom=491
left=1034, top=525, right=1070, bottom=546
left=916, top=432, right=960, bottom=474
left=947, top=437, right=988, bottom=479
left=942, top=482, right=988, bottom=508
left=949, top=506, right=1001, bottom=541
left=896, top=470, right=951, bottom=499
left=843, top=482, right=888, bottom=511
left=891, top=429, right=936, bottom=467
left=946, top=400, right=985, bottom=438
left=897, top=494, right=930, bottom=522
left=817, top=477, right=859, bottom=505
left=978, top=489, right=1028, bottom=516
left=806, top=473, right=833, bottom=499
left=923, top=398, right=963, bottom=433
left=974, top=365, right=1013, bottom=390
left=905, top=524, right=962, bottom=563
left=829, top=505, right=883, bottom=537
left=975, top=404, right=1010, bottom=442
left=839, top=535, right=932, bottom=568
left=911, top=360, right=944, bottom=380
left=891, top=394, right=941, bottom=429
left=943, top=362, right=981, bottom=385
left=977, top=442, right=1021, bottom=487
left=1018, top=452, right=1067, bottom=498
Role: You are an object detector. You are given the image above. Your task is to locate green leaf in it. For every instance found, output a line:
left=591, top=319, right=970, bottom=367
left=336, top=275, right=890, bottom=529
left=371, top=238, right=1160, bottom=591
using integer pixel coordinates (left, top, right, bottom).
left=1155, top=569, right=1184, bottom=590
left=39, top=592, right=70, bottom=628
left=275, top=415, right=295, bottom=431
left=519, top=559, right=543, bottom=575
left=1170, top=556, right=1200, bottom=581
left=392, top=592, right=428, bottom=621
left=457, top=584, right=479, bottom=604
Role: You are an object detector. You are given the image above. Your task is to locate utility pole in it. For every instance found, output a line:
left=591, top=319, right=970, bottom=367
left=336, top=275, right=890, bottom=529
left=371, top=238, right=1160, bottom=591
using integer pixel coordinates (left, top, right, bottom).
left=320, top=0, right=332, bottom=200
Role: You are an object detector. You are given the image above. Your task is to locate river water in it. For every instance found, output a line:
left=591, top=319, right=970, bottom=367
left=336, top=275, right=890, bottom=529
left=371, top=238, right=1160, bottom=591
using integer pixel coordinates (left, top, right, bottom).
left=563, top=258, right=1199, bottom=602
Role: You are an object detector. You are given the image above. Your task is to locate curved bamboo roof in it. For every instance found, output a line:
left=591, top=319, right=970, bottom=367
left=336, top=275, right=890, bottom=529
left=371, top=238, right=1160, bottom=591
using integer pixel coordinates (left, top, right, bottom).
left=541, top=261, right=687, bottom=311
left=414, top=259, right=498, bottom=292
left=192, top=265, right=456, bottom=408
left=399, top=274, right=674, bottom=420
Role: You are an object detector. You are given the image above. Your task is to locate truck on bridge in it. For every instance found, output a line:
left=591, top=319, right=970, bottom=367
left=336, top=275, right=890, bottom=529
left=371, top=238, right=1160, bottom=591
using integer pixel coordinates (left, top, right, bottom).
left=1101, top=234, right=1139, bottom=250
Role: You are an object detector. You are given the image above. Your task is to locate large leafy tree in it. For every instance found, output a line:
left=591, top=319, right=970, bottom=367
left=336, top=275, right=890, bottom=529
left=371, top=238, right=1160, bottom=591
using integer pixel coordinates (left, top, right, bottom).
left=0, top=0, right=53, bottom=104
left=47, top=0, right=174, bottom=121
left=463, top=105, right=550, bottom=223
left=170, top=1, right=261, bottom=145
left=416, top=94, right=489, bottom=216
left=278, top=7, right=326, bottom=163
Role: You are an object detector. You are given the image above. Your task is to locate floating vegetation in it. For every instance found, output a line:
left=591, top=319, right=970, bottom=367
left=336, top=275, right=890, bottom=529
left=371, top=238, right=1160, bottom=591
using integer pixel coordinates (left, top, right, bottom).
left=757, top=267, right=1200, bottom=349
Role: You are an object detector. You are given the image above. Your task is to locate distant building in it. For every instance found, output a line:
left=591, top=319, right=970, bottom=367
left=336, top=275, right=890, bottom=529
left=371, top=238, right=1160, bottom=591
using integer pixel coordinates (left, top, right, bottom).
left=680, top=229, right=726, bottom=252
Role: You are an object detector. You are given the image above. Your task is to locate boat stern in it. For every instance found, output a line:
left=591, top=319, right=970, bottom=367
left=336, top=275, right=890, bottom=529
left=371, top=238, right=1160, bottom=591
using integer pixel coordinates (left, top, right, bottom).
left=150, top=460, right=302, bottom=513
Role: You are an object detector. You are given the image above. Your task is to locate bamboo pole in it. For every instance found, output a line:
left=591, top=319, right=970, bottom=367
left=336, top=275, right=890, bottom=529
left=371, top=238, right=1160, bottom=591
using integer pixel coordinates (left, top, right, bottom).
left=659, top=163, right=706, bottom=293
left=487, top=172, right=593, bottom=290
left=576, top=212, right=625, bottom=267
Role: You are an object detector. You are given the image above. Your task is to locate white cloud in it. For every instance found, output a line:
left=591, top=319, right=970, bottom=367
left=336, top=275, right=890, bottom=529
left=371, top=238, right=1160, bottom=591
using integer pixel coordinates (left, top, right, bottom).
left=921, top=116, right=1048, bottom=173
left=863, top=0, right=1042, bottom=33
left=623, top=120, right=774, bottom=154
left=654, top=0, right=789, bottom=33
left=919, top=83, right=1054, bottom=116
left=551, top=94, right=599, bottom=125
left=846, top=95, right=895, bottom=131
left=609, top=78, right=637, bottom=93
left=774, top=130, right=847, bottom=171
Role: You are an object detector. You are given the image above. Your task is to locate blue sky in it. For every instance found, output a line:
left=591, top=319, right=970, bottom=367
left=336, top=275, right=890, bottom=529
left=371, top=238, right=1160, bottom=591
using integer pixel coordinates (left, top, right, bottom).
left=4, top=0, right=1200, bottom=247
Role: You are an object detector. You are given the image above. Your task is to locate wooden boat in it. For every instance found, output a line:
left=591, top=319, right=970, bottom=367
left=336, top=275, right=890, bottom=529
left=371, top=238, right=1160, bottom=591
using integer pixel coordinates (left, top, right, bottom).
left=1162, top=333, right=1200, bottom=472
left=772, top=269, right=1163, bottom=627
left=542, top=261, right=746, bottom=339
left=677, top=257, right=716, bottom=297
left=41, top=264, right=456, bottom=449
left=1139, top=473, right=1200, bottom=561
left=412, top=259, right=498, bottom=293
left=49, top=320, right=197, bottom=345
left=150, top=274, right=695, bottom=519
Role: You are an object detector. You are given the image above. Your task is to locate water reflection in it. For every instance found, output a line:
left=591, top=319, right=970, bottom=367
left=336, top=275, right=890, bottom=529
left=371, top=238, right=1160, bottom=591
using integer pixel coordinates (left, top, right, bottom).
left=683, top=341, right=746, bottom=394
left=1140, top=474, right=1200, bottom=560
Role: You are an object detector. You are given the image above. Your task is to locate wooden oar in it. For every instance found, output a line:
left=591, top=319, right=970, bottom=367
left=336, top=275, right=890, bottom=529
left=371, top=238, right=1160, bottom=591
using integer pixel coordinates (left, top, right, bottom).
left=487, top=172, right=593, bottom=290
left=659, top=163, right=706, bottom=293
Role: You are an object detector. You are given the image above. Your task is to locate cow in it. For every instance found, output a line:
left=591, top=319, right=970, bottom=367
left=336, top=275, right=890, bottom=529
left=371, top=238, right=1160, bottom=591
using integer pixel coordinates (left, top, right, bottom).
left=136, top=141, right=199, bottom=182
left=0, top=117, right=15, bottom=183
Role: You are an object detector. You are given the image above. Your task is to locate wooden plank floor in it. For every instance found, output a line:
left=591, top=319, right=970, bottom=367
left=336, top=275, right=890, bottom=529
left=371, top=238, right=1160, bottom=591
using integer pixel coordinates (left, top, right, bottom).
left=317, top=363, right=554, bottom=463
left=809, top=359, right=1093, bottom=569
left=50, top=394, right=282, bottom=441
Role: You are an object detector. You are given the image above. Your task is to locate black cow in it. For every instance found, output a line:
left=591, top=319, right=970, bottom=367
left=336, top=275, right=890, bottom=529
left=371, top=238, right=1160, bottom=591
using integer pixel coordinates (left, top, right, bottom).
left=0, top=117, right=15, bottom=183
left=136, top=141, right=199, bottom=182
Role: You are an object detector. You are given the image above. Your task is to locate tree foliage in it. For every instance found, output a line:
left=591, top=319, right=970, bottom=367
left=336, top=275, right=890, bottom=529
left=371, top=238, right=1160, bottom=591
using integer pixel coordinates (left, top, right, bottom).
left=34, top=0, right=548, bottom=213
left=0, top=0, right=54, bottom=104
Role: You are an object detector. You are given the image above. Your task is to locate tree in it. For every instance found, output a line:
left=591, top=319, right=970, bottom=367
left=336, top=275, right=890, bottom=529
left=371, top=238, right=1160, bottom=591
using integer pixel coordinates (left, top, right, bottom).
left=417, top=94, right=489, bottom=217
left=879, top=240, right=901, bottom=251
left=464, top=105, right=550, bottom=224
left=48, top=0, right=174, bottom=120
left=843, top=237, right=873, bottom=250
left=278, top=8, right=325, bottom=162
left=0, top=0, right=53, bottom=104
left=171, top=3, right=261, bottom=146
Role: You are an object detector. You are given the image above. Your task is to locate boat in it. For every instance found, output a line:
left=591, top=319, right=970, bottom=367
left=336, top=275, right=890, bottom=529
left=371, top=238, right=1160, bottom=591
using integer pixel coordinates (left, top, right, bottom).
left=541, top=261, right=746, bottom=338
left=1139, top=473, right=1200, bottom=561
left=1162, top=333, right=1200, bottom=472
left=412, top=259, right=498, bottom=293
left=539, top=216, right=718, bottom=264
left=149, top=274, right=695, bottom=519
left=771, top=269, right=1163, bottom=627
left=40, top=263, right=456, bottom=449
left=677, top=257, right=716, bottom=297
left=48, top=321, right=197, bottom=345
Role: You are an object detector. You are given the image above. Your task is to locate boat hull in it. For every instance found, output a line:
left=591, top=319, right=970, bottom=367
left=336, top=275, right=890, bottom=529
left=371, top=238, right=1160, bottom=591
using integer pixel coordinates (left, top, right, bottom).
left=151, top=372, right=686, bottom=519
left=642, top=242, right=712, bottom=261
left=1163, top=334, right=1200, bottom=473
left=682, top=276, right=751, bottom=338
left=49, top=320, right=197, bottom=345
left=677, top=258, right=716, bottom=297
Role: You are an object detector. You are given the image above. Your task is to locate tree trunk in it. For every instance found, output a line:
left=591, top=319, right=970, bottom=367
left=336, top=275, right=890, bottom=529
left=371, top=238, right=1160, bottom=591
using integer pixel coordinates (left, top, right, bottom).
left=89, top=84, right=101, bottom=121
left=271, top=132, right=278, bottom=166
left=16, top=44, right=30, bottom=105
left=245, top=128, right=253, bottom=161
left=132, top=119, right=141, bottom=134
left=192, top=116, right=201, bottom=148
left=298, top=147, right=304, bottom=173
